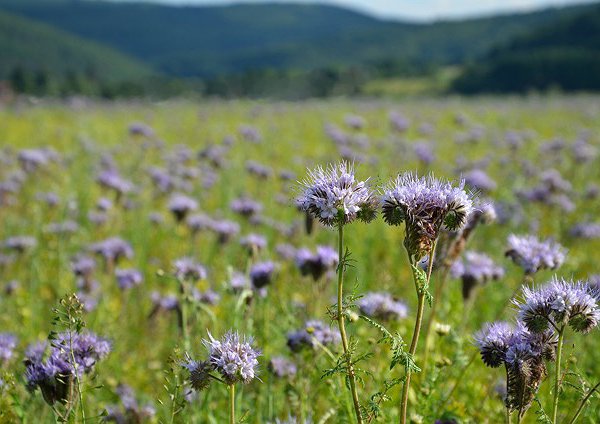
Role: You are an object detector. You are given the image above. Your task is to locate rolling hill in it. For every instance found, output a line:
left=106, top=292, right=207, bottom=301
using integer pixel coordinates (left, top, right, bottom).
left=452, top=3, right=600, bottom=93
left=0, top=0, right=595, bottom=78
left=0, top=8, right=154, bottom=82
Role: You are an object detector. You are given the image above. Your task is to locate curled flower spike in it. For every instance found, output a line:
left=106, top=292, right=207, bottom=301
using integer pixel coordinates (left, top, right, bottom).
left=296, top=161, right=378, bottom=227
left=182, top=358, right=213, bottom=392
left=380, top=172, right=474, bottom=259
left=516, top=277, right=600, bottom=334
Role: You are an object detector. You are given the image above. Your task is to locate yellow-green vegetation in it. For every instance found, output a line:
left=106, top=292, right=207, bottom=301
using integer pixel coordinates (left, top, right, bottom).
left=0, top=96, right=598, bottom=423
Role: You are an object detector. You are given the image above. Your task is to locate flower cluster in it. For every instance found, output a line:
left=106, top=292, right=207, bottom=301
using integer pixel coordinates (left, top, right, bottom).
left=24, top=332, right=111, bottom=405
left=475, top=322, right=556, bottom=415
left=358, top=292, right=408, bottom=321
left=516, top=277, right=600, bottom=333
left=295, top=245, right=338, bottom=281
left=381, top=173, right=474, bottom=259
left=505, top=234, right=566, bottom=275
left=296, top=162, right=377, bottom=227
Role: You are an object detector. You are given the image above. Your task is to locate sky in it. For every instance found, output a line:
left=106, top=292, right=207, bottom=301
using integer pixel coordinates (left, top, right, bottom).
left=107, top=0, right=596, bottom=20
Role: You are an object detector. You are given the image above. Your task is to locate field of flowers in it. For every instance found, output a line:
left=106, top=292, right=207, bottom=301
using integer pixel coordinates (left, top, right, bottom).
left=0, top=96, right=599, bottom=423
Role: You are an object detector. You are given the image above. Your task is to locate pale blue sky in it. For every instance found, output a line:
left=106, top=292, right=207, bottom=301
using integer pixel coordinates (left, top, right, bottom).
left=106, top=0, right=596, bottom=20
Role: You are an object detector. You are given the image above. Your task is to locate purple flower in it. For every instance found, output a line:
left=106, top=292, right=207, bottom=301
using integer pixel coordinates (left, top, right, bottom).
left=414, top=142, right=435, bottom=165
left=240, top=234, right=267, bottom=254
left=464, top=169, right=497, bottom=192
left=96, top=169, right=134, bottom=196
left=186, top=213, right=214, bottom=233
left=204, top=331, right=260, bottom=385
left=71, top=256, right=96, bottom=278
left=246, top=161, right=272, bottom=179
left=2, top=236, right=37, bottom=253
left=358, top=292, right=408, bottom=321
left=115, top=268, right=143, bottom=290
left=505, top=235, right=566, bottom=275
left=297, top=161, right=377, bottom=227
left=210, top=219, right=240, bottom=243
left=569, top=222, right=600, bottom=239
left=451, top=251, right=504, bottom=299
left=0, top=333, right=17, bottom=363
left=381, top=173, right=474, bottom=258
left=229, top=271, right=250, bottom=293
left=25, top=331, right=111, bottom=404
left=231, top=197, right=263, bottom=218
left=295, top=245, right=338, bottom=281
left=250, top=261, right=276, bottom=289
left=89, top=237, right=133, bottom=266
left=287, top=320, right=341, bottom=352
left=173, top=257, right=207, bottom=281
left=168, top=193, right=198, bottom=222
left=268, top=356, right=297, bottom=378
left=182, top=358, right=213, bottom=392
left=474, top=321, right=515, bottom=367
left=150, top=292, right=179, bottom=311
left=516, top=277, right=600, bottom=334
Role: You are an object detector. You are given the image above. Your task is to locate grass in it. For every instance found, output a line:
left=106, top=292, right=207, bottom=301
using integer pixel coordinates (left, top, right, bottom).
left=0, top=95, right=599, bottom=423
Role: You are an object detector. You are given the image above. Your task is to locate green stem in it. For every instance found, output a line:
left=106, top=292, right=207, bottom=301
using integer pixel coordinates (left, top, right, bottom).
left=551, top=328, right=565, bottom=424
left=179, top=279, right=191, bottom=352
left=229, top=384, right=235, bottom=424
left=506, top=408, right=512, bottom=424
left=568, top=380, right=600, bottom=424
left=337, top=225, right=363, bottom=424
left=400, top=241, right=437, bottom=424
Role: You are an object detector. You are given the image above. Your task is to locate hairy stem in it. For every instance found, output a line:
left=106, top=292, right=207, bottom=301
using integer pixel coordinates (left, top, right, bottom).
left=551, top=327, right=565, bottom=424
left=337, top=225, right=363, bottom=424
left=568, top=380, right=600, bottom=424
left=400, top=241, right=437, bottom=424
left=229, top=384, right=235, bottom=424
left=506, top=408, right=512, bottom=424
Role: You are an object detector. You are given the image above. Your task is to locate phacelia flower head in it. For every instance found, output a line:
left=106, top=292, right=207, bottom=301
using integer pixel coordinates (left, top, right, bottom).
left=250, top=261, right=276, bottom=289
left=231, top=197, right=263, bottom=218
left=505, top=235, right=566, bottom=275
left=516, top=277, right=600, bottom=334
left=25, top=331, right=111, bottom=405
left=168, top=193, right=198, bottom=222
left=173, top=257, right=207, bottom=281
left=358, top=292, right=408, bottom=321
left=0, top=333, right=17, bottom=363
left=268, top=356, right=297, bottom=378
left=287, top=320, right=341, bottom=352
left=204, top=331, right=260, bottom=385
left=115, top=268, right=143, bottom=290
left=295, top=245, right=338, bottom=281
left=182, top=357, right=213, bottom=392
left=475, top=321, right=557, bottom=416
left=89, top=237, right=133, bottom=266
left=451, top=251, right=504, bottom=299
left=296, top=161, right=377, bottom=227
left=381, top=173, right=474, bottom=259
left=240, top=234, right=267, bottom=254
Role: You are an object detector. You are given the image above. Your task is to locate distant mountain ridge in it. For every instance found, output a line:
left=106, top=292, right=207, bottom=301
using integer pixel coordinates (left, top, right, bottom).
left=452, top=3, right=600, bottom=93
left=0, top=8, right=153, bottom=81
left=0, top=0, right=595, bottom=77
